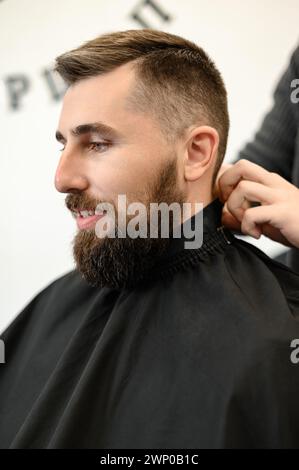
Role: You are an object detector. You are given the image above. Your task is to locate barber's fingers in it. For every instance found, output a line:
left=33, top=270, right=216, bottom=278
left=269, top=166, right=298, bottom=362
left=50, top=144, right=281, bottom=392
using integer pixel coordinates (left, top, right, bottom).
left=219, top=159, right=286, bottom=202
left=221, top=202, right=241, bottom=232
left=239, top=204, right=294, bottom=243
left=219, top=163, right=299, bottom=246
left=240, top=197, right=252, bottom=212
left=221, top=197, right=251, bottom=231
left=222, top=201, right=293, bottom=243
left=225, top=180, right=275, bottom=222
left=240, top=205, right=276, bottom=238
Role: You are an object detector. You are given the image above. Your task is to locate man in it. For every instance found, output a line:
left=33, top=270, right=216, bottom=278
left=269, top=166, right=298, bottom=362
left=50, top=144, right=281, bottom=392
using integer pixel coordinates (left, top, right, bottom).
left=1, top=29, right=299, bottom=449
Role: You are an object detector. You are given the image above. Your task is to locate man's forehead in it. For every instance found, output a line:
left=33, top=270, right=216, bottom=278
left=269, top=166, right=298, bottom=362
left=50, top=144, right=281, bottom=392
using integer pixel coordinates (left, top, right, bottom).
left=63, top=62, right=136, bottom=105
left=58, top=64, right=138, bottom=131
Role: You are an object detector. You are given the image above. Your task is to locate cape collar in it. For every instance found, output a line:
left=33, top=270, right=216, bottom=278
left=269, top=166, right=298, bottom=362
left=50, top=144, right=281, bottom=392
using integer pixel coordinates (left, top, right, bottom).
left=136, top=197, right=234, bottom=286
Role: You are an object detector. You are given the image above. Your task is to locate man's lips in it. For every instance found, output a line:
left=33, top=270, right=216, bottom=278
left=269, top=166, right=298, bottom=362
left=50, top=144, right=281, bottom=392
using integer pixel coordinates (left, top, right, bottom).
left=76, top=213, right=105, bottom=230
left=71, top=209, right=106, bottom=230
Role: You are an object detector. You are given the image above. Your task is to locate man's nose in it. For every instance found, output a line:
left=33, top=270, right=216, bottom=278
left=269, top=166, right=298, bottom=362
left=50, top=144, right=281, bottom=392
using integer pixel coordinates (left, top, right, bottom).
left=54, top=153, right=89, bottom=193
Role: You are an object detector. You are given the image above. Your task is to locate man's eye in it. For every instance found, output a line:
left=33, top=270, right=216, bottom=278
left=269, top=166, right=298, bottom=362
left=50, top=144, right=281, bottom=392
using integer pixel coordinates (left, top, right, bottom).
left=58, top=142, right=110, bottom=152
left=89, top=142, right=110, bottom=152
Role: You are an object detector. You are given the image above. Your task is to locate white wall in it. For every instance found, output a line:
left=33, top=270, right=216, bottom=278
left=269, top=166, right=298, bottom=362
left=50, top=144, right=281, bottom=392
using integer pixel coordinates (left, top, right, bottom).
left=0, top=0, right=298, bottom=332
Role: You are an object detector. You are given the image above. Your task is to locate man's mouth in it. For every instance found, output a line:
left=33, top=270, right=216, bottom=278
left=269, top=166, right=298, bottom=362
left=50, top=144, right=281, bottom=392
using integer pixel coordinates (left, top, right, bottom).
left=71, top=209, right=106, bottom=230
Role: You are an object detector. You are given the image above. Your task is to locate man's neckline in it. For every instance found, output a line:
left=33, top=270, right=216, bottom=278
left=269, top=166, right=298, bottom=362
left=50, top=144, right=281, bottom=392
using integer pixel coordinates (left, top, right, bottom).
left=134, top=197, right=235, bottom=287
left=159, top=197, right=225, bottom=259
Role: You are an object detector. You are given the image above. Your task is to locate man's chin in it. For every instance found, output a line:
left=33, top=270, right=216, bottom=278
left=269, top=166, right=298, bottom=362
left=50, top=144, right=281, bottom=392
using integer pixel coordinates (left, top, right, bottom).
left=72, top=229, right=170, bottom=289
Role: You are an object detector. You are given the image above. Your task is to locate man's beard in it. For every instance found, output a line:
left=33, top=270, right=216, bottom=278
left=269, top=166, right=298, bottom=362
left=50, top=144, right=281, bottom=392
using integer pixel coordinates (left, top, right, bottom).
left=66, top=158, right=187, bottom=289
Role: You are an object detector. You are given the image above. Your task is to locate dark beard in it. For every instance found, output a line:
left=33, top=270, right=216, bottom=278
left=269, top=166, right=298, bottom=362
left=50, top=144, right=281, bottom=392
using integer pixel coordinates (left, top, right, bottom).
left=71, top=158, right=187, bottom=289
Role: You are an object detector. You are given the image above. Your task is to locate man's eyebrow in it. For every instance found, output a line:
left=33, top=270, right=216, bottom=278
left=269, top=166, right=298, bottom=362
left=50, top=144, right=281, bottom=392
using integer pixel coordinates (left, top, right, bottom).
left=55, top=122, right=120, bottom=143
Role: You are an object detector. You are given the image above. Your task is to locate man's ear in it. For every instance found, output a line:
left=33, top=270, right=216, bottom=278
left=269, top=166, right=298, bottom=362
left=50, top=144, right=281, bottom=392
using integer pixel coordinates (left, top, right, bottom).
left=184, top=125, right=219, bottom=182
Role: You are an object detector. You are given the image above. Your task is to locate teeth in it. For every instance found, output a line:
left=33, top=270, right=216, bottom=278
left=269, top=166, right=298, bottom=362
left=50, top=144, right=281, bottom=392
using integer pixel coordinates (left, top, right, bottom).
left=80, top=210, right=90, bottom=218
left=72, top=209, right=98, bottom=218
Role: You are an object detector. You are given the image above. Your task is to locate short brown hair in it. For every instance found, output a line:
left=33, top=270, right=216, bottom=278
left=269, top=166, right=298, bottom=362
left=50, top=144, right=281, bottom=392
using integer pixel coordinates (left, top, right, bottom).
left=54, top=28, right=229, bottom=187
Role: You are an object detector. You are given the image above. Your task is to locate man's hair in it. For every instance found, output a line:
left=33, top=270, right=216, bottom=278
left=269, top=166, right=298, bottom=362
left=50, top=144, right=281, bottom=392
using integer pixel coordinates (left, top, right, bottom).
left=54, top=28, right=229, bottom=187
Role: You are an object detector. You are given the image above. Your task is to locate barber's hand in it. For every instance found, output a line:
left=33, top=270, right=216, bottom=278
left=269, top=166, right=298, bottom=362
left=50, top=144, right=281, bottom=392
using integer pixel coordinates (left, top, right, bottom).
left=214, top=162, right=233, bottom=198
left=218, top=159, right=299, bottom=249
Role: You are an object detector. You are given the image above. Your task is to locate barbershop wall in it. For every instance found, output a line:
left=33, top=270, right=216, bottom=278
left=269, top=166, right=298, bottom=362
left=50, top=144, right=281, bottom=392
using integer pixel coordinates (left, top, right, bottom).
left=0, top=0, right=298, bottom=332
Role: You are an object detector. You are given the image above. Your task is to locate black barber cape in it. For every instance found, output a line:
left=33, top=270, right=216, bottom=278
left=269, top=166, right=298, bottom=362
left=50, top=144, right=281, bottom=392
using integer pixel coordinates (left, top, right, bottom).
left=1, top=198, right=299, bottom=449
